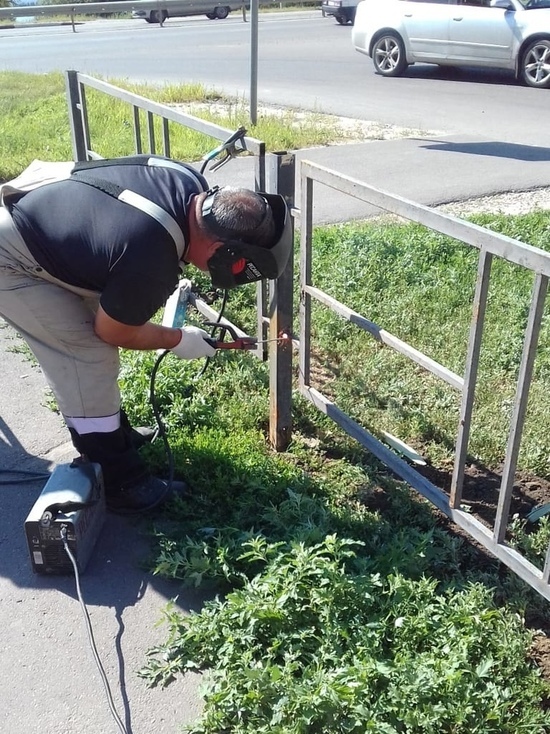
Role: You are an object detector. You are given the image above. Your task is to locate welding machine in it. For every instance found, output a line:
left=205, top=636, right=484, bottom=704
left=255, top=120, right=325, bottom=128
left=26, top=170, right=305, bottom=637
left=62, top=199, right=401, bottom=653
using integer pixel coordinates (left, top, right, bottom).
left=25, top=460, right=106, bottom=575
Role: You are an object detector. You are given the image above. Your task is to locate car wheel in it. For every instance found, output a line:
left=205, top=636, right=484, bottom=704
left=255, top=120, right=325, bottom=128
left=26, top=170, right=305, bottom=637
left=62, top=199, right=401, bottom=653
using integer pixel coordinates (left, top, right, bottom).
left=335, top=15, right=346, bottom=24
left=215, top=6, right=230, bottom=18
left=372, top=33, right=407, bottom=77
left=521, top=39, right=550, bottom=89
left=148, top=9, right=167, bottom=23
left=206, top=12, right=216, bottom=19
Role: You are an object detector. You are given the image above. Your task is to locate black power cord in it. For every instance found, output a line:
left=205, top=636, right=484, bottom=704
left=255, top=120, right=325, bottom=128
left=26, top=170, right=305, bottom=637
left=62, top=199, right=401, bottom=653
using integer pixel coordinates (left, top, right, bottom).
left=147, top=348, right=175, bottom=500
left=0, top=469, right=50, bottom=485
left=60, top=526, right=131, bottom=734
left=196, top=288, right=229, bottom=379
left=147, top=288, right=228, bottom=495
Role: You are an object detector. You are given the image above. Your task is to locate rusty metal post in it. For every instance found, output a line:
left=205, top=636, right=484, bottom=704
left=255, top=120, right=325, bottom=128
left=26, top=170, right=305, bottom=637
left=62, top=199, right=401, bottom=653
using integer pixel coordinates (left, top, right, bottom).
left=267, top=152, right=295, bottom=451
left=65, top=70, right=88, bottom=161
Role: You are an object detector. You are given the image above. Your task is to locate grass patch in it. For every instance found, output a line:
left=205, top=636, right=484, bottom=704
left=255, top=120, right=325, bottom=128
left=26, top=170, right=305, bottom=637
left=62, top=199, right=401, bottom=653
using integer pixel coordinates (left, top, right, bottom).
left=128, top=208, right=550, bottom=732
left=0, top=71, right=345, bottom=182
left=305, top=213, right=550, bottom=474
left=125, top=331, right=550, bottom=733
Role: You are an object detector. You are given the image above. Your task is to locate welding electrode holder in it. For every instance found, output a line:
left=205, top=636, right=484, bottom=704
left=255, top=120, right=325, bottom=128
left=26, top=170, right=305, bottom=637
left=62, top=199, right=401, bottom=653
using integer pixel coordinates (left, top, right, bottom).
left=202, top=321, right=258, bottom=351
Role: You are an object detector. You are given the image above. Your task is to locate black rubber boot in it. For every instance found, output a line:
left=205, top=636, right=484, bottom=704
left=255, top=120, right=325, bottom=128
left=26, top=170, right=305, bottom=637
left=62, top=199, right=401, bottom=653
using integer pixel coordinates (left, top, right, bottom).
left=68, top=427, right=185, bottom=514
left=120, top=408, right=157, bottom=449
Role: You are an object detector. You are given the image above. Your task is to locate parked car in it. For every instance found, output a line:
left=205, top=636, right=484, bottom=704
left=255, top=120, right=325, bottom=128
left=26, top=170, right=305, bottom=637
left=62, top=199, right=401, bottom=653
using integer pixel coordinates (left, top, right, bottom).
left=352, top=0, right=550, bottom=89
left=321, top=0, right=360, bottom=25
left=132, top=1, right=240, bottom=23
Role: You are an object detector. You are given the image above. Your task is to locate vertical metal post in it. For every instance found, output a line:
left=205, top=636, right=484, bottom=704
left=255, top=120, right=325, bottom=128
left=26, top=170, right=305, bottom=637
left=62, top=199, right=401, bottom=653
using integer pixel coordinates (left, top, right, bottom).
left=256, top=280, right=268, bottom=361
left=299, top=173, right=313, bottom=391
left=253, top=139, right=266, bottom=194
left=133, top=106, right=142, bottom=154
left=254, top=142, right=268, bottom=360
left=65, top=70, right=88, bottom=161
left=162, top=117, right=170, bottom=157
left=494, top=272, right=548, bottom=543
left=543, top=540, right=550, bottom=584
left=147, top=111, right=156, bottom=153
left=267, top=152, right=295, bottom=451
left=450, top=249, right=492, bottom=508
left=249, top=0, right=258, bottom=125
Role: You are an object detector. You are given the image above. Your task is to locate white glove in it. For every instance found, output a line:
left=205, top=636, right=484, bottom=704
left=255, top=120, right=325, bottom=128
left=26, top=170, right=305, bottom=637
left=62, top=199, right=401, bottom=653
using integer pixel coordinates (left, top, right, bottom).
left=170, top=326, right=217, bottom=360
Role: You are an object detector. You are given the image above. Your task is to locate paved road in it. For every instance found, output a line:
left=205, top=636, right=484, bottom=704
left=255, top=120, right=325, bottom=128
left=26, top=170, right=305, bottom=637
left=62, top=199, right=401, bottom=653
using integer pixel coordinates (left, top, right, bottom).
left=1, top=13, right=549, bottom=148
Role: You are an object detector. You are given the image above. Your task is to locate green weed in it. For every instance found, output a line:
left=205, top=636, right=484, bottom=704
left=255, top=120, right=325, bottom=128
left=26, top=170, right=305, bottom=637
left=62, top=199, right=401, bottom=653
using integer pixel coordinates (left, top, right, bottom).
left=141, top=536, right=550, bottom=733
left=0, top=71, right=347, bottom=183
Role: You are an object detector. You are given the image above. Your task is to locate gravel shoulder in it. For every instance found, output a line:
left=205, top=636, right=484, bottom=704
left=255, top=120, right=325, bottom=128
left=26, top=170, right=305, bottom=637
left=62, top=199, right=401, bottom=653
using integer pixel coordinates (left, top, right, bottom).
left=438, top=186, right=550, bottom=216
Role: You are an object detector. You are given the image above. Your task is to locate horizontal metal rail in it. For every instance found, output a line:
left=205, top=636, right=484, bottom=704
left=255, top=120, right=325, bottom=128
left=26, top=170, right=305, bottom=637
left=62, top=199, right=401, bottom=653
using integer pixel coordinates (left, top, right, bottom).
left=304, top=283, right=464, bottom=391
left=302, top=385, right=550, bottom=603
left=72, top=72, right=262, bottom=149
left=0, top=0, right=317, bottom=19
left=301, top=160, right=550, bottom=278
left=65, top=70, right=265, bottom=188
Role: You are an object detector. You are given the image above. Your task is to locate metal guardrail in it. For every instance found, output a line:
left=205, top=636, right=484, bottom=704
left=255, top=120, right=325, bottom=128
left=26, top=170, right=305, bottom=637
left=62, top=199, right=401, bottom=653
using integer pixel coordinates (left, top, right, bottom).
left=0, top=0, right=319, bottom=19
left=0, top=1, right=221, bottom=19
left=298, top=159, right=550, bottom=602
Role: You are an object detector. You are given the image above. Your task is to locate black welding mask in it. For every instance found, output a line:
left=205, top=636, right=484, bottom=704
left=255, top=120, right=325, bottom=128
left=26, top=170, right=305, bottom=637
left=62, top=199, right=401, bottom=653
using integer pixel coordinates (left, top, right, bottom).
left=202, top=186, right=292, bottom=289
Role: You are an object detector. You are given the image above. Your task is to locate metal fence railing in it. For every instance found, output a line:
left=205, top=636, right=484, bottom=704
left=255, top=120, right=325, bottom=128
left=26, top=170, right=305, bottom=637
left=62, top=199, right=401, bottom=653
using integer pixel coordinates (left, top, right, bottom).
left=298, top=159, right=550, bottom=602
left=52, top=71, right=550, bottom=600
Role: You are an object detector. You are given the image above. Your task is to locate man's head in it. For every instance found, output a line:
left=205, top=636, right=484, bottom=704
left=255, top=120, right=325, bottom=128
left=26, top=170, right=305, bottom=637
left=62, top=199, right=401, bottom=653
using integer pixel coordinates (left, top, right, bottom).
left=191, top=186, right=292, bottom=289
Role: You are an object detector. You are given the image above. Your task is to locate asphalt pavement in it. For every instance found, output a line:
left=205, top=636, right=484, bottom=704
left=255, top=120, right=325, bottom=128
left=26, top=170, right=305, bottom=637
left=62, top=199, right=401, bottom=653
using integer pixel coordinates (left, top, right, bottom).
left=208, top=133, right=550, bottom=221
left=0, top=134, right=549, bottom=734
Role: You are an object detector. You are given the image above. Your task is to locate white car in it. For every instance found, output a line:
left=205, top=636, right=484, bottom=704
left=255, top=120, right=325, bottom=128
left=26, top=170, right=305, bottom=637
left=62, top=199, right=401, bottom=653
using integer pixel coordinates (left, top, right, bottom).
left=352, top=0, right=550, bottom=89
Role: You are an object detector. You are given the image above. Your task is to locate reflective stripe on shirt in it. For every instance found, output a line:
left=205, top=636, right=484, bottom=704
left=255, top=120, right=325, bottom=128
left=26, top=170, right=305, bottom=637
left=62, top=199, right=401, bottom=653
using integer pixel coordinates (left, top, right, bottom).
left=117, top=189, right=187, bottom=259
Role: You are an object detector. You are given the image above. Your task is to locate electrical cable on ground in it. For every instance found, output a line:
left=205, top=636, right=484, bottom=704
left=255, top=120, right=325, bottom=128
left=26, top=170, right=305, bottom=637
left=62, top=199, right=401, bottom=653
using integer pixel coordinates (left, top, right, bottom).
left=60, top=526, right=131, bottom=734
left=148, top=348, right=174, bottom=497
left=0, top=469, right=50, bottom=485
left=196, top=288, right=228, bottom=379
left=148, top=289, right=230, bottom=493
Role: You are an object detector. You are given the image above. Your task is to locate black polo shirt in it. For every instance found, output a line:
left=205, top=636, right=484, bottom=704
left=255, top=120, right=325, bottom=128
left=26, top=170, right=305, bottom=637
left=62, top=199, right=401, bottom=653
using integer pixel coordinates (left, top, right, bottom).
left=10, top=156, right=208, bottom=325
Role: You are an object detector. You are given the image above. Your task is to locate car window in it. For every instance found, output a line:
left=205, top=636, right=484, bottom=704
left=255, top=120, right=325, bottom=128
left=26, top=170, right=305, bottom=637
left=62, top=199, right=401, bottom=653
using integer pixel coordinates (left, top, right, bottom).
left=453, top=0, right=493, bottom=6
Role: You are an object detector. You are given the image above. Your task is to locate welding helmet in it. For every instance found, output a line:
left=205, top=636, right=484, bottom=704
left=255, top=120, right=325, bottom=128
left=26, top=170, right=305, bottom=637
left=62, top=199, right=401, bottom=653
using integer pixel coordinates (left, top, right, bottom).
left=202, top=186, right=292, bottom=289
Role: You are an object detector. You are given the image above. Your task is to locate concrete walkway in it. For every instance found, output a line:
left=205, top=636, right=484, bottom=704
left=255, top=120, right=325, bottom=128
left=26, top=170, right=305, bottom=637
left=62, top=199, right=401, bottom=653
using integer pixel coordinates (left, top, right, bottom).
left=0, top=323, right=205, bottom=733
left=209, top=134, right=550, bottom=222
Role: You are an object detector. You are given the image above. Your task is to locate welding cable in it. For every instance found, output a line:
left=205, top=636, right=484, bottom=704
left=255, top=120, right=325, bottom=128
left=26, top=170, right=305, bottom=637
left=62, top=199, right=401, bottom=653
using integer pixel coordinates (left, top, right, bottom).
left=196, top=287, right=229, bottom=379
left=60, top=526, right=131, bottom=734
left=149, top=348, right=175, bottom=496
left=0, top=469, right=50, bottom=485
left=147, top=289, right=229, bottom=491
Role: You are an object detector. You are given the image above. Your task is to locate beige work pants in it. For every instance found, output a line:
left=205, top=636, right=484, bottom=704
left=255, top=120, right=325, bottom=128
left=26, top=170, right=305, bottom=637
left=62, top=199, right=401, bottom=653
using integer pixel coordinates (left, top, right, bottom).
left=0, top=205, right=120, bottom=419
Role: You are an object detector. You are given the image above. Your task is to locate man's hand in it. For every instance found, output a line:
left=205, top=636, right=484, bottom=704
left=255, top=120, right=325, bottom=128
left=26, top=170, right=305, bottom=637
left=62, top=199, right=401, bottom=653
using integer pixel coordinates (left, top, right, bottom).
left=171, top=326, right=216, bottom=360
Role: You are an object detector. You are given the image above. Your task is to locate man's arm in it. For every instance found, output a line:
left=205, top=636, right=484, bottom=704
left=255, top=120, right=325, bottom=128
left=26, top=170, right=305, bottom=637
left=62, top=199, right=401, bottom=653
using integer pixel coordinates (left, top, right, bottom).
left=94, top=305, right=182, bottom=350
